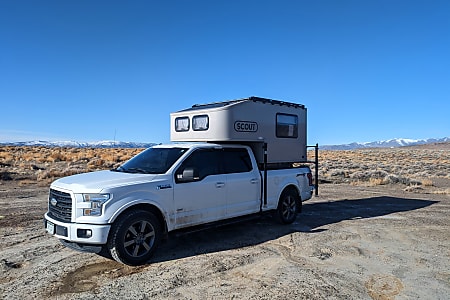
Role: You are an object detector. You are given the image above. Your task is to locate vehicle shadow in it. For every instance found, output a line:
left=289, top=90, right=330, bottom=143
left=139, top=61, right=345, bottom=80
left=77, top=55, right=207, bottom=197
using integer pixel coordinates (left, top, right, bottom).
left=151, top=196, right=437, bottom=264
left=299, top=196, right=438, bottom=231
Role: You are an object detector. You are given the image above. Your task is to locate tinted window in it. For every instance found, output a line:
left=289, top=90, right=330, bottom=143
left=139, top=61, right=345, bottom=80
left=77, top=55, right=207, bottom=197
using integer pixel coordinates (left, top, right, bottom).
left=176, top=149, right=222, bottom=181
left=119, top=147, right=188, bottom=174
left=223, top=148, right=252, bottom=173
left=276, top=113, right=298, bottom=138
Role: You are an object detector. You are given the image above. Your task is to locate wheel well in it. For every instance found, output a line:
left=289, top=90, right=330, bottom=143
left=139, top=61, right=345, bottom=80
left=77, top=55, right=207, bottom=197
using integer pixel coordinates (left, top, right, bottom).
left=115, top=204, right=168, bottom=235
left=281, top=185, right=300, bottom=198
left=281, top=185, right=302, bottom=212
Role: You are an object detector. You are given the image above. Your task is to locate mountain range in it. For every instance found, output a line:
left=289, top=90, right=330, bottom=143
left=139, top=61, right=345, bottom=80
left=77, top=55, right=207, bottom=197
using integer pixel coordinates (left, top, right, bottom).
left=0, top=137, right=449, bottom=150
left=320, top=137, right=450, bottom=150
left=0, top=140, right=156, bottom=148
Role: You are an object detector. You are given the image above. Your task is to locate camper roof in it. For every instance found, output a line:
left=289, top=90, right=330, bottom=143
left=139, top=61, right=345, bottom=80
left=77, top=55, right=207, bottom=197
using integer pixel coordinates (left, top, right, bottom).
left=179, top=96, right=305, bottom=112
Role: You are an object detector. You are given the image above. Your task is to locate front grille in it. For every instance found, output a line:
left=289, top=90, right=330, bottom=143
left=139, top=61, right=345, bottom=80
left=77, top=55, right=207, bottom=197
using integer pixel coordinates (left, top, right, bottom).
left=48, top=189, right=72, bottom=222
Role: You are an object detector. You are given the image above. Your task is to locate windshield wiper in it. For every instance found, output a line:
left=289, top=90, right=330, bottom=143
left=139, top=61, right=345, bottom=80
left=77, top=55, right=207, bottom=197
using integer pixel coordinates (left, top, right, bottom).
left=123, top=167, right=149, bottom=174
left=111, top=166, right=125, bottom=172
left=111, top=166, right=151, bottom=174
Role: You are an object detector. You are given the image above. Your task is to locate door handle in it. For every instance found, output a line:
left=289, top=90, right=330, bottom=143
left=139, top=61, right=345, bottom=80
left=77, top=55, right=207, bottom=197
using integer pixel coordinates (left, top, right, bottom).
left=250, top=179, right=258, bottom=184
left=216, top=182, right=225, bottom=188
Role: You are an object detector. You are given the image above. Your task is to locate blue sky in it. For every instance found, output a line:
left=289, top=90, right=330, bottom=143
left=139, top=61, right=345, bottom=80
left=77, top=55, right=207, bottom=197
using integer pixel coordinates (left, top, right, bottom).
left=1, top=0, right=449, bottom=145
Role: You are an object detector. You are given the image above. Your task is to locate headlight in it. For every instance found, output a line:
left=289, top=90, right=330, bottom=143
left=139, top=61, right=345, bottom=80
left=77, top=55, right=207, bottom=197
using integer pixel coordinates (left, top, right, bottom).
left=82, top=193, right=110, bottom=216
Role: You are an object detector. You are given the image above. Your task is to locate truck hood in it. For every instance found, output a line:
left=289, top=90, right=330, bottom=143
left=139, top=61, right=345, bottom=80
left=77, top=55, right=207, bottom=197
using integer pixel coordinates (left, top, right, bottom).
left=51, top=170, right=160, bottom=192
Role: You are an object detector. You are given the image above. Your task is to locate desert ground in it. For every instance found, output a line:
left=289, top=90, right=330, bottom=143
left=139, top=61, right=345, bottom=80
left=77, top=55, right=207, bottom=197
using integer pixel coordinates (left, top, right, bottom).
left=1, top=144, right=449, bottom=299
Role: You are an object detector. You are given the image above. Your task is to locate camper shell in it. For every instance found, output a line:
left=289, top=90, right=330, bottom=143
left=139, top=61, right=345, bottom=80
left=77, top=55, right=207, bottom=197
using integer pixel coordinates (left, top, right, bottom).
left=170, top=96, right=308, bottom=165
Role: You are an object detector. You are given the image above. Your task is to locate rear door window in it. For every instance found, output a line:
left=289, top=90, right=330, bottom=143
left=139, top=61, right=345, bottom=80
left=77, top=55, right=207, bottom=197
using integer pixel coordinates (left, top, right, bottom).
left=223, top=148, right=252, bottom=174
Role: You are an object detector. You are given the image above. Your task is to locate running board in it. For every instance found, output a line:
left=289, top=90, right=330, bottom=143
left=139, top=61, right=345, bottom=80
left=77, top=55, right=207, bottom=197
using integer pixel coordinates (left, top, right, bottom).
left=172, top=212, right=270, bottom=237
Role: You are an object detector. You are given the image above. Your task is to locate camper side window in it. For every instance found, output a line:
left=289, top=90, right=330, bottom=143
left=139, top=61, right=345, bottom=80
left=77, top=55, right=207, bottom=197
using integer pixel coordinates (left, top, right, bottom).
left=276, top=113, right=298, bottom=138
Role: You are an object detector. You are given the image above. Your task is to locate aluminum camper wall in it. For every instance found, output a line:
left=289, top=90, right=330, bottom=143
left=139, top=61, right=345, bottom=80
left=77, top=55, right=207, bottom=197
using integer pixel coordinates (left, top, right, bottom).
left=170, top=97, right=307, bottom=164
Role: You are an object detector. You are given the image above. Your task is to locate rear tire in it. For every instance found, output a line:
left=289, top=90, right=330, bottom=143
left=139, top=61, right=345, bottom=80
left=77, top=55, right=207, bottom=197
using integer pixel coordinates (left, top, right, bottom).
left=107, top=210, right=161, bottom=266
left=276, top=188, right=299, bottom=224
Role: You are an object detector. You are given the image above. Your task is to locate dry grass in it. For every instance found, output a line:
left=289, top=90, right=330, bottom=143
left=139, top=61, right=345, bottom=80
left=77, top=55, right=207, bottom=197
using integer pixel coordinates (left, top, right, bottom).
left=1, top=145, right=449, bottom=194
left=0, top=146, right=142, bottom=185
left=308, top=147, right=450, bottom=193
left=432, top=188, right=450, bottom=194
left=421, top=179, right=434, bottom=186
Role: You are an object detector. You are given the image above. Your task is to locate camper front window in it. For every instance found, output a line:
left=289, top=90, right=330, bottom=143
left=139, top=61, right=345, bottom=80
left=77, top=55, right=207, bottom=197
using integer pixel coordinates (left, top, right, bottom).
left=175, top=117, right=190, bottom=132
left=193, top=115, right=209, bottom=131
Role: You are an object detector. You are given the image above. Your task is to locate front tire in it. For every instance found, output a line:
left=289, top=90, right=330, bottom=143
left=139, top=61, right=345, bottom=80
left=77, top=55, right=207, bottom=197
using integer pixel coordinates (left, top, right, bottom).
left=276, top=188, right=299, bottom=224
left=107, top=210, right=161, bottom=266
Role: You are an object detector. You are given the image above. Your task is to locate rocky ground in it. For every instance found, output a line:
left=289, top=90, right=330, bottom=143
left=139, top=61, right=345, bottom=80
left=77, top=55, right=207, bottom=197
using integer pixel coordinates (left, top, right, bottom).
left=1, top=181, right=449, bottom=299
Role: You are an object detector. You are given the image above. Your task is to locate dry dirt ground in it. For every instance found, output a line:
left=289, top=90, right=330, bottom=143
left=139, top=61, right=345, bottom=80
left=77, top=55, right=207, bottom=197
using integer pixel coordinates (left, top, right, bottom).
left=1, top=181, right=449, bottom=299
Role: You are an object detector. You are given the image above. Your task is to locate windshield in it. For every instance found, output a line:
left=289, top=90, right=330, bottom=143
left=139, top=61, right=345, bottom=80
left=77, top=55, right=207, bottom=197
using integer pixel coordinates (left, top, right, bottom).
left=114, top=147, right=188, bottom=174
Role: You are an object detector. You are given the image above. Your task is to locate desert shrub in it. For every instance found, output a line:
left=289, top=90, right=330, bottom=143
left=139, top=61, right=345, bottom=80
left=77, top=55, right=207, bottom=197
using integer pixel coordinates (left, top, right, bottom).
left=21, top=152, right=37, bottom=162
left=350, top=171, right=372, bottom=181
left=368, top=178, right=387, bottom=186
left=36, top=167, right=82, bottom=181
left=87, top=158, right=105, bottom=168
left=18, top=179, right=37, bottom=185
left=35, top=156, right=48, bottom=163
left=369, top=170, right=389, bottom=179
left=0, top=171, right=13, bottom=181
left=421, top=179, right=434, bottom=186
left=432, top=188, right=450, bottom=195
left=385, top=174, right=400, bottom=184
left=404, top=185, right=424, bottom=193
left=48, top=151, right=66, bottom=162
left=329, top=169, right=348, bottom=177
left=74, top=155, right=90, bottom=163
left=436, top=172, right=449, bottom=177
left=0, top=161, right=11, bottom=167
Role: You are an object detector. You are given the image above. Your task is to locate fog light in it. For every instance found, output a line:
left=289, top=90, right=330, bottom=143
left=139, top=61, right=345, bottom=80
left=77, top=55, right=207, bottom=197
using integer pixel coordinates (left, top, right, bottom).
left=55, top=225, right=68, bottom=237
left=77, top=229, right=92, bottom=238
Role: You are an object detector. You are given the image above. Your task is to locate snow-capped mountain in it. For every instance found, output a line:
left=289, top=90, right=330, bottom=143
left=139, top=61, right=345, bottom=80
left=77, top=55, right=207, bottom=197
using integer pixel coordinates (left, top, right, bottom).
left=1, top=137, right=449, bottom=150
left=0, top=140, right=157, bottom=148
left=321, top=137, right=450, bottom=150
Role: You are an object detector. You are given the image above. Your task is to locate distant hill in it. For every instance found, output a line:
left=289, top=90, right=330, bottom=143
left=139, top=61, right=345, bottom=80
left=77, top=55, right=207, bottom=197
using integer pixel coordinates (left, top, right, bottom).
left=321, top=137, right=450, bottom=150
left=2, top=137, right=449, bottom=150
left=0, top=140, right=157, bottom=148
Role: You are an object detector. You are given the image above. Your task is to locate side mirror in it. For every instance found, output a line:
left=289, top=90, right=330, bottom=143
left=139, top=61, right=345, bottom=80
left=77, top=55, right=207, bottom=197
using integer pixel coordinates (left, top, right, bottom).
left=177, top=167, right=199, bottom=183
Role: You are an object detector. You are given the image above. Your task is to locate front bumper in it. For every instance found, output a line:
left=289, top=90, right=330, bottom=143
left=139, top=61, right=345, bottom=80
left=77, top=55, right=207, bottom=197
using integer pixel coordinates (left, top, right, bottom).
left=44, top=213, right=111, bottom=244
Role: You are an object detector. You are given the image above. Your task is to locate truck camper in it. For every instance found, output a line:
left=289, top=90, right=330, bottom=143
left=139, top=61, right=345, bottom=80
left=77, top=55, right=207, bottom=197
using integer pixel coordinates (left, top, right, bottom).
left=171, top=96, right=308, bottom=165
left=44, top=96, right=317, bottom=265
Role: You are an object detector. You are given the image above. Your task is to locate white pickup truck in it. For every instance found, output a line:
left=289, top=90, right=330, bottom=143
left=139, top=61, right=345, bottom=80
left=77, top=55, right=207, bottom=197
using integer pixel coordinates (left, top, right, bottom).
left=44, top=143, right=314, bottom=265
